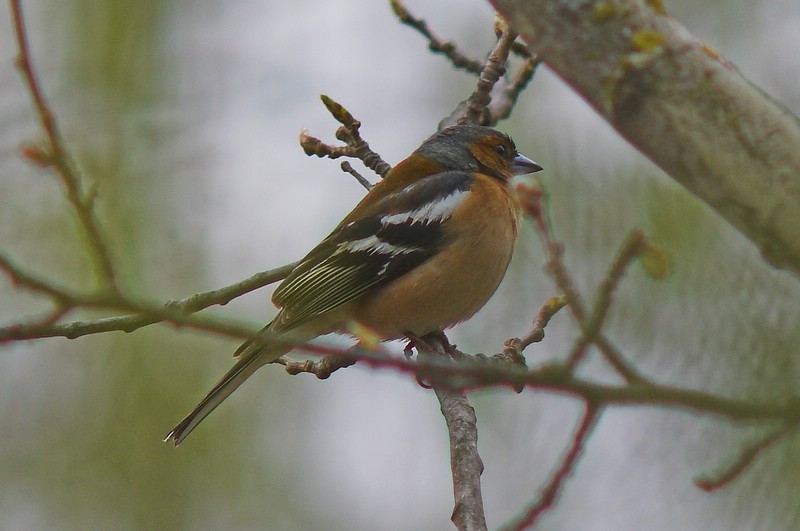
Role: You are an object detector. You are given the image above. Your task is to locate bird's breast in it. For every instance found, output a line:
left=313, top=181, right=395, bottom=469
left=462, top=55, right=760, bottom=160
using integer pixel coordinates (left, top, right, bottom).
left=352, top=174, right=520, bottom=338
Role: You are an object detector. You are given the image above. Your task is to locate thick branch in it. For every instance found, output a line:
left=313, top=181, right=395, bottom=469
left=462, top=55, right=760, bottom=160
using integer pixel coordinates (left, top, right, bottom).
left=491, top=0, right=800, bottom=276
left=438, top=388, right=487, bottom=531
left=413, top=334, right=487, bottom=531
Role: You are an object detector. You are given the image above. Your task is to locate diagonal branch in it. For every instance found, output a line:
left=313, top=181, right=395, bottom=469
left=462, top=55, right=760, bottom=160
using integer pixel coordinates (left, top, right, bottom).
left=516, top=183, right=644, bottom=383
left=502, top=401, right=602, bottom=530
left=10, top=0, right=118, bottom=290
left=491, top=0, right=800, bottom=276
left=566, top=231, right=647, bottom=373
left=390, top=0, right=485, bottom=74
left=695, top=416, right=800, bottom=492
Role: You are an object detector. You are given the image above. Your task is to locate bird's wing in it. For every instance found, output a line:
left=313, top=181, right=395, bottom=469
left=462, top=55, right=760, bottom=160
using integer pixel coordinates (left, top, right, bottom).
left=270, top=170, right=474, bottom=331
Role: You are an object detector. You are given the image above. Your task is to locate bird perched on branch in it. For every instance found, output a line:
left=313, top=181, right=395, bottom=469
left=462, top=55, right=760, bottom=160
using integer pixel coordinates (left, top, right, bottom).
left=165, top=123, right=542, bottom=445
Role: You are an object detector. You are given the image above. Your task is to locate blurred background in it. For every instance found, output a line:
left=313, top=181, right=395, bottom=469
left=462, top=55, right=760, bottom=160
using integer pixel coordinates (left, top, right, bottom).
left=1, top=1, right=799, bottom=529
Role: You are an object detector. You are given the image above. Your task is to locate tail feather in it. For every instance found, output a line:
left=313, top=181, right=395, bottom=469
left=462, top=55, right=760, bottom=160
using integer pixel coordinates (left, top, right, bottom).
left=164, top=342, right=288, bottom=446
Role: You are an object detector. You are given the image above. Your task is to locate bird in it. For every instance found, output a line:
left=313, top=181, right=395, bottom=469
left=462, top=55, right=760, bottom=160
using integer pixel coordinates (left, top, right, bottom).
left=165, top=123, right=542, bottom=445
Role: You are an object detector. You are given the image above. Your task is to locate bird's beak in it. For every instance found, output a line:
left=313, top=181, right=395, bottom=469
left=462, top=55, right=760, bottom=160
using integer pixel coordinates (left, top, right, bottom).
left=511, top=153, right=543, bottom=175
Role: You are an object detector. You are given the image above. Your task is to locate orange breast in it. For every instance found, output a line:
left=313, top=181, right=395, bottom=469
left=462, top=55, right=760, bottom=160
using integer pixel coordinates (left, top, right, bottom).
left=352, top=173, right=520, bottom=338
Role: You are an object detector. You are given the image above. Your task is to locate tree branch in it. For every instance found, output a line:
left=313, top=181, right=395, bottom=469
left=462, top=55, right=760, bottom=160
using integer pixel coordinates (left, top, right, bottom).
left=694, top=417, right=800, bottom=492
left=412, top=334, right=487, bottom=531
left=390, top=0, right=485, bottom=75
left=10, top=0, right=119, bottom=289
left=438, top=387, right=487, bottom=531
left=491, top=0, right=800, bottom=276
left=300, top=95, right=392, bottom=178
left=516, top=183, right=645, bottom=383
left=502, top=401, right=602, bottom=530
left=458, top=26, right=518, bottom=126
left=288, top=348, right=800, bottom=426
left=0, top=260, right=295, bottom=341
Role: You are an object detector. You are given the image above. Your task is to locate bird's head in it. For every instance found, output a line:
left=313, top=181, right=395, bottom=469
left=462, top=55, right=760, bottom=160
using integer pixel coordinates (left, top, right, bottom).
left=414, top=124, right=542, bottom=180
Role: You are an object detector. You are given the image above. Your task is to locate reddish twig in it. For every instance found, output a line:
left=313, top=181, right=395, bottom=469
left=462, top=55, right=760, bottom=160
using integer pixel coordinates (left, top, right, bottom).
left=10, top=0, right=118, bottom=290
left=565, top=231, right=648, bottom=376
left=516, top=184, right=587, bottom=322
left=517, top=183, right=642, bottom=382
left=695, top=417, right=800, bottom=492
left=278, top=343, right=800, bottom=427
left=502, top=401, right=602, bottom=530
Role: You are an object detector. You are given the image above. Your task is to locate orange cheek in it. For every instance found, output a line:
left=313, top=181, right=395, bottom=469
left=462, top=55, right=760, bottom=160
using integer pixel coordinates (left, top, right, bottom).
left=469, top=143, right=510, bottom=179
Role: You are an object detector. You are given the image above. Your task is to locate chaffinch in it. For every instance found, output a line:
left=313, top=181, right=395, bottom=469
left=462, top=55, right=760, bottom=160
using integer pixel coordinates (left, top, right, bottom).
left=165, top=123, right=542, bottom=445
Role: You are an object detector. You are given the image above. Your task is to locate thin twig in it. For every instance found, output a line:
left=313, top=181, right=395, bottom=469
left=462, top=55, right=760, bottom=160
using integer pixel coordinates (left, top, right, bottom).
left=0, top=252, right=261, bottom=342
left=503, top=294, right=568, bottom=360
left=0, top=259, right=296, bottom=341
left=489, top=54, right=542, bottom=122
left=484, top=17, right=542, bottom=121
left=340, top=161, right=373, bottom=191
left=0, top=253, right=77, bottom=306
left=390, top=0, right=484, bottom=74
left=566, top=231, right=647, bottom=375
left=277, top=340, right=392, bottom=379
left=300, top=129, right=356, bottom=159
left=10, top=0, right=118, bottom=290
left=499, top=295, right=567, bottom=391
left=502, top=402, right=602, bottom=530
left=278, top=354, right=358, bottom=379
left=695, top=417, right=800, bottom=492
left=299, top=96, right=391, bottom=178
left=516, top=185, right=587, bottom=323
left=592, top=231, right=647, bottom=327
left=517, top=183, right=642, bottom=382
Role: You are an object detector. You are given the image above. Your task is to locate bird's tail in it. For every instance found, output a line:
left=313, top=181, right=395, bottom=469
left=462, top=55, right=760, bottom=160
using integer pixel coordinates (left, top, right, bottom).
left=164, top=336, right=289, bottom=446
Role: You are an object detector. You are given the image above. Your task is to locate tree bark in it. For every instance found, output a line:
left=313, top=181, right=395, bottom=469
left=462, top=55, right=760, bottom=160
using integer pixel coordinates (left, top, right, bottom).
left=491, top=0, right=800, bottom=276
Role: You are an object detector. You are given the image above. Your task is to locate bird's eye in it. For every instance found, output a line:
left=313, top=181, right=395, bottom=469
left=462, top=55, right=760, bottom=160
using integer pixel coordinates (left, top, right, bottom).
left=494, top=144, right=507, bottom=157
